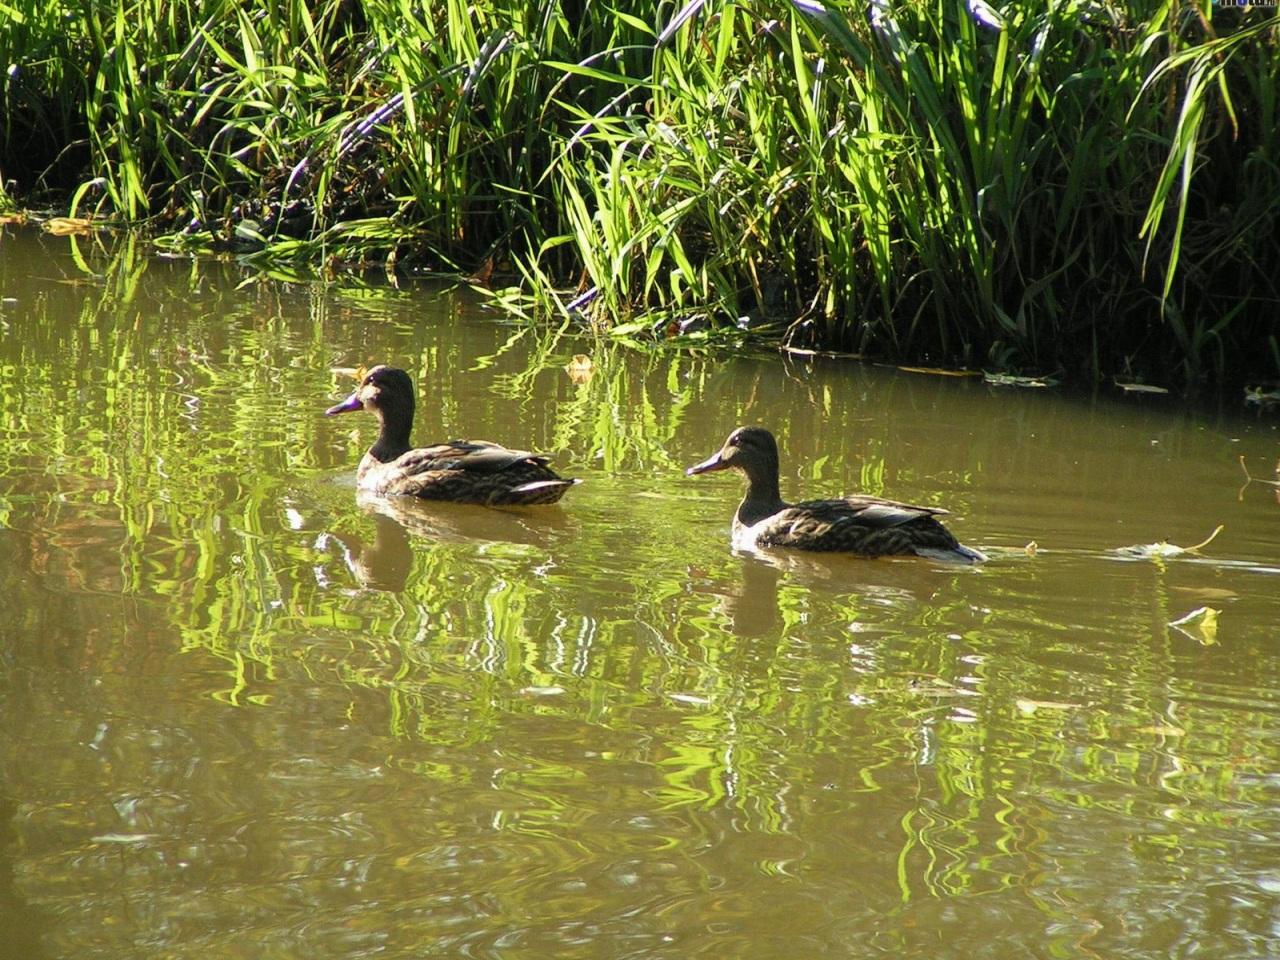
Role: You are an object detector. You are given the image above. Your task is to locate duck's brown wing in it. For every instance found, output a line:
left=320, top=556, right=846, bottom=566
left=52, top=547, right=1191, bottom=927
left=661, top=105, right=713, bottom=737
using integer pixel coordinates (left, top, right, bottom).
left=753, top=495, right=961, bottom=556
left=391, top=439, right=553, bottom=475
left=377, top=440, right=576, bottom=505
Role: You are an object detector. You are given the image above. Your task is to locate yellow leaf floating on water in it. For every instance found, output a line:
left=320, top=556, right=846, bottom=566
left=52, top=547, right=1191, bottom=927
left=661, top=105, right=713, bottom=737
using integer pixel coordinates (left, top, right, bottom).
left=1015, top=698, right=1079, bottom=716
left=1115, top=524, right=1224, bottom=559
left=565, top=354, right=595, bottom=384
left=42, top=216, right=96, bottom=236
left=330, top=365, right=368, bottom=382
left=1168, top=606, right=1220, bottom=645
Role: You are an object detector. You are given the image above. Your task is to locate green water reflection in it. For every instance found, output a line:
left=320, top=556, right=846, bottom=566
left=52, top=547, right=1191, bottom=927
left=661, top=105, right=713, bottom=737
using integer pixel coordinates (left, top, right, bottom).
left=1, top=231, right=1279, bottom=959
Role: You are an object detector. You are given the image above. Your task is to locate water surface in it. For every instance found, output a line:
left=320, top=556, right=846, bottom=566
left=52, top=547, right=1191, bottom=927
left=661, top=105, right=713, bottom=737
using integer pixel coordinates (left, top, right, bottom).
left=1, top=231, right=1278, bottom=959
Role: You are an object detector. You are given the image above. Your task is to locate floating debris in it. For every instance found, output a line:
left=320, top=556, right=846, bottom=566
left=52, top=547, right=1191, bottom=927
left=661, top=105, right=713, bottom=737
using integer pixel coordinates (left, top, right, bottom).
left=1169, top=606, right=1220, bottom=644
left=1115, top=381, right=1169, bottom=394
left=1115, top=524, right=1223, bottom=559
left=565, top=354, right=595, bottom=383
left=984, top=372, right=1058, bottom=388
left=1244, top=386, right=1280, bottom=407
left=1137, top=723, right=1186, bottom=737
left=898, top=366, right=982, bottom=377
left=1024, top=540, right=1038, bottom=557
left=518, top=685, right=565, bottom=697
left=1015, top=698, right=1079, bottom=716
left=780, top=345, right=864, bottom=359
left=42, top=216, right=97, bottom=236
left=1238, top=456, right=1280, bottom=489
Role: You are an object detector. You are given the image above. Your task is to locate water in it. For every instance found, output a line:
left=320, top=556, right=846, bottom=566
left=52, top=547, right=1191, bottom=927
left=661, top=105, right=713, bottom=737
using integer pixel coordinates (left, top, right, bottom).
left=1, top=231, right=1278, bottom=959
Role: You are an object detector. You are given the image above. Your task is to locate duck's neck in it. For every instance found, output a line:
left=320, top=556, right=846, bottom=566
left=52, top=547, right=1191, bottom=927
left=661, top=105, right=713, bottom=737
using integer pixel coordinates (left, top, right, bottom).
left=369, top=407, right=413, bottom=463
left=734, top=464, right=786, bottom=528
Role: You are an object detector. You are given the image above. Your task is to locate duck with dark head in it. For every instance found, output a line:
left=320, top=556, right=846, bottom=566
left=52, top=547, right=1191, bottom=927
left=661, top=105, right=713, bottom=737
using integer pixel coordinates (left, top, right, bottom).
left=687, top=426, right=984, bottom=562
left=325, top=365, right=578, bottom=506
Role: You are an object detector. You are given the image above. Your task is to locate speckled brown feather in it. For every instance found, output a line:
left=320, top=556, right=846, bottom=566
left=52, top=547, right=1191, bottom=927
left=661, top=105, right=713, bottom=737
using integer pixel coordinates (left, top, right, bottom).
left=687, top=426, right=983, bottom=562
left=749, top=496, right=967, bottom=555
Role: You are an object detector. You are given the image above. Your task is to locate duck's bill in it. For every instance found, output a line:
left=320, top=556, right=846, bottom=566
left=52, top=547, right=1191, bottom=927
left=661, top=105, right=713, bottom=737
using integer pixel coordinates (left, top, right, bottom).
left=324, top=392, right=362, bottom=416
left=685, top=451, right=728, bottom=476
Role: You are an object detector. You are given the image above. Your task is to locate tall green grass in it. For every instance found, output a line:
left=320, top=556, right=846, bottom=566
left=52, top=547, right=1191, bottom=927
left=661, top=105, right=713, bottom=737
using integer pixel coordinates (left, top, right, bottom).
left=1, top=0, right=1277, bottom=384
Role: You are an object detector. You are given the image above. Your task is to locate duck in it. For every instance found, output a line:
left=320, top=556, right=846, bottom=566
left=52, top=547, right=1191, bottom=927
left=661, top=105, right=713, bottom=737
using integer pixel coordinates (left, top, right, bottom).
left=325, top=365, right=578, bottom=505
left=686, top=426, right=984, bottom=562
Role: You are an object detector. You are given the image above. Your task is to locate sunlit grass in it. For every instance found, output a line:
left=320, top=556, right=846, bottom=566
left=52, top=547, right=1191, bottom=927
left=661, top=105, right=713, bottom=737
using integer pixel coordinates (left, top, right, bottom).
left=2, top=0, right=1277, bottom=384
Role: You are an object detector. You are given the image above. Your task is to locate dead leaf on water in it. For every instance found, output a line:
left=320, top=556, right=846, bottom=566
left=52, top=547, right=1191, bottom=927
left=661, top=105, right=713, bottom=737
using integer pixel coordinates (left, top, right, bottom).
left=1024, top=541, right=1038, bottom=557
left=1244, top=386, right=1280, bottom=407
left=1169, top=605, right=1220, bottom=645
left=565, top=354, right=594, bottom=383
left=331, top=365, right=368, bottom=382
left=1115, top=381, right=1169, bottom=394
left=42, top=216, right=96, bottom=236
left=781, top=345, right=864, bottom=359
left=898, top=366, right=982, bottom=377
left=0, top=211, right=28, bottom=226
left=984, top=372, right=1058, bottom=388
left=1137, top=723, right=1186, bottom=737
left=1115, top=524, right=1224, bottom=559
left=1015, top=698, right=1079, bottom=716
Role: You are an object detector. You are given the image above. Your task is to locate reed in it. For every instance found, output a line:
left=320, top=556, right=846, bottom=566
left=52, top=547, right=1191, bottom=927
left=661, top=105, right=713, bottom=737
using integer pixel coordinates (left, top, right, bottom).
left=1, top=0, right=1276, bottom=385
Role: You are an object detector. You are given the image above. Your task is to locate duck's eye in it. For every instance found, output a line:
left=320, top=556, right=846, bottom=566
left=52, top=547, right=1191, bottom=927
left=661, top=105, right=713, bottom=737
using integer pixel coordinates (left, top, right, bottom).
left=727, top=435, right=740, bottom=447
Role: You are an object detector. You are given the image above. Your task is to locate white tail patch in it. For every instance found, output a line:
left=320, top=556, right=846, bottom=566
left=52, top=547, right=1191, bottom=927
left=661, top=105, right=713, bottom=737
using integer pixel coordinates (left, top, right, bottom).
left=511, top=478, right=579, bottom=494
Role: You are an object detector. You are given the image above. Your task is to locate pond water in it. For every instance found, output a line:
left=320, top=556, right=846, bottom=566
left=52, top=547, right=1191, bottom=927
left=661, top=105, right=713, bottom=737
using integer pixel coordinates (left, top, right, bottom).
left=1, top=230, right=1278, bottom=959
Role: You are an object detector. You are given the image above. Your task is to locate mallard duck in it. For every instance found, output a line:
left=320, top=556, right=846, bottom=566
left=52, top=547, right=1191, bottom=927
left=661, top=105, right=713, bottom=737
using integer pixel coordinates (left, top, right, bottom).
left=325, top=365, right=578, bottom=505
left=686, top=426, right=984, bottom=562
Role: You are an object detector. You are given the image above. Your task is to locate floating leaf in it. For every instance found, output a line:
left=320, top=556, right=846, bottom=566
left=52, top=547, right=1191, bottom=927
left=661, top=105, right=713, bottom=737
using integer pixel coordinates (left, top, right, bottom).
left=1169, top=606, right=1220, bottom=644
left=42, top=216, right=96, bottom=236
left=897, top=366, right=981, bottom=377
left=1016, top=698, right=1079, bottom=716
left=330, top=365, right=368, bottom=382
left=1137, top=723, right=1186, bottom=736
left=0, top=212, right=28, bottom=226
left=1244, top=386, right=1280, bottom=407
left=1115, top=381, right=1169, bottom=394
left=565, top=354, right=594, bottom=383
left=984, top=372, right=1058, bottom=388
left=1115, top=524, right=1223, bottom=559
left=781, top=345, right=864, bottom=359
left=1024, top=540, right=1038, bottom=556
left=518, top=685, right=565, bottom=697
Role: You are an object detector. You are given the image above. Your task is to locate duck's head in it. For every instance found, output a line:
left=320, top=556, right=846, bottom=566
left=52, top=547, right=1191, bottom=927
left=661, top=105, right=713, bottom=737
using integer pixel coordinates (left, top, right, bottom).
left=686, top=426, right=779, bottom=478
left=325, top=365, right=415, bottom=422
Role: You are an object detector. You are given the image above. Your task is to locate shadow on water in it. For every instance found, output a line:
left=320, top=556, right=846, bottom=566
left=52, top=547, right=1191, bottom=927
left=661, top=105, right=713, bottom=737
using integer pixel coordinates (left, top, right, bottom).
left=0, top=794, right=52, bottom=960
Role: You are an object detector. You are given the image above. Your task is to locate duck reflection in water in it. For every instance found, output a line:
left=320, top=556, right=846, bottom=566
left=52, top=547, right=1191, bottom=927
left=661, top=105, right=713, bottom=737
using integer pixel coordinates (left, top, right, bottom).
left=323, top=491, right=575, bottom=591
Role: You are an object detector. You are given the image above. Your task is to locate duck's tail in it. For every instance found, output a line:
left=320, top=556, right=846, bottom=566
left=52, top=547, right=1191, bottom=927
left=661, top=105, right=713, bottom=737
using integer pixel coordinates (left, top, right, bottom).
left=914, top=543, right=987, bottom=564
left=504, top=477, right=581, bottom=505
